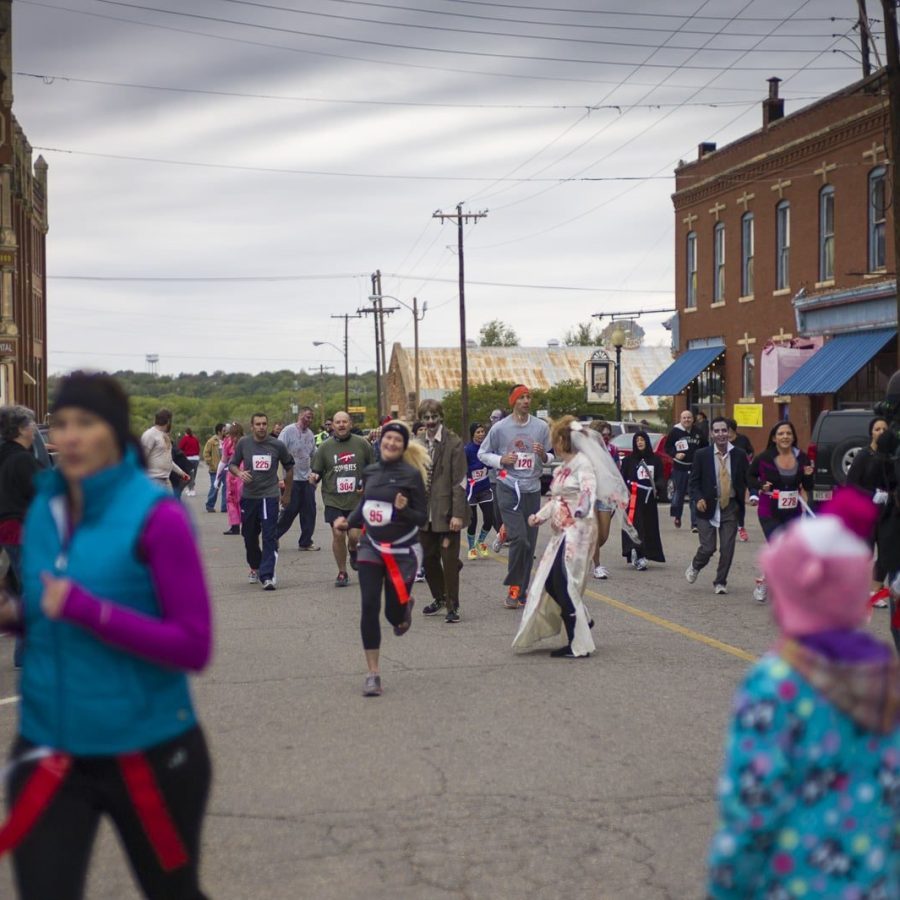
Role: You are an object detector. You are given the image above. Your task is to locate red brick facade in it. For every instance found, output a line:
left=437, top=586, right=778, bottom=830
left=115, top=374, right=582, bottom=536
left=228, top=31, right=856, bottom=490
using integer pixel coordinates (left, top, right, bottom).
left=672, top=72, right=895, bottom=447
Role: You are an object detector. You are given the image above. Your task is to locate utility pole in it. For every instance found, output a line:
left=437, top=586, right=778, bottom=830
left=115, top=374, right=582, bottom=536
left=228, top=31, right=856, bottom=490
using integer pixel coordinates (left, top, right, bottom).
left=358, top=280, right=398, bottom=422
left=858, top=0, right=872, bottom=77
left=330, top=312, right=362, bottom=412
left=433, top=203, right=488, bottom=436
left=882, top=0, right=900, bottom=366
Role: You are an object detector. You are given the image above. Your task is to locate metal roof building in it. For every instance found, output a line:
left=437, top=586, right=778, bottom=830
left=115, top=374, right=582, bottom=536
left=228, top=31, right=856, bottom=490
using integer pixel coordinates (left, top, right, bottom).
left=386, top=343, right=673, bottom=420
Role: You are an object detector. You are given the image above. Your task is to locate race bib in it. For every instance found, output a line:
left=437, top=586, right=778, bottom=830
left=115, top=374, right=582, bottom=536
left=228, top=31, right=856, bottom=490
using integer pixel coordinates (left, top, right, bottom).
left=470, top=467, right=488, bottom=481
left=336, top=476, right=357, bottom=494
left=637, top=465, right=653, bottom=482
left=777, top=490, right=799, bottom=510
left=252, top=454, right=272, bottom=471
left=675, top=439, right=689, bottom=453
left=514, top=452, right=535, bottom=471
left=362, top=499, right=393, bottom=526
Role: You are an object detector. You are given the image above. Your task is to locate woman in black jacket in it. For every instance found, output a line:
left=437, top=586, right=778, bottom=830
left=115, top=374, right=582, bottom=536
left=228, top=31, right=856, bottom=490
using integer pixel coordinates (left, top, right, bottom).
left=747, top=421, right=814, bottom=602
left=334, top=421, right=429, bottom=697
left=620, top=431, right=666, bottom=570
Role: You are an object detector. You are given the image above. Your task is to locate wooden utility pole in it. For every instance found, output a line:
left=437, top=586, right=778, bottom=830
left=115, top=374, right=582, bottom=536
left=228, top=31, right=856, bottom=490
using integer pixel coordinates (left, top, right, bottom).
left=432, top=204, right=487, bottom=437
left=330, top=312, right=362, bottom=412
left=358, top=279, right=398, bottom=422
left=882, top=0, right=900, bottom=366
left=858, top=0, right=872, bottom=76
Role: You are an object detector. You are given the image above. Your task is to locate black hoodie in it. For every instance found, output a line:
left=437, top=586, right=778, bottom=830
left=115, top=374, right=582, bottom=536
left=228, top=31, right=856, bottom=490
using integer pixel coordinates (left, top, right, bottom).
left=0, top=440, right=39, bottom=522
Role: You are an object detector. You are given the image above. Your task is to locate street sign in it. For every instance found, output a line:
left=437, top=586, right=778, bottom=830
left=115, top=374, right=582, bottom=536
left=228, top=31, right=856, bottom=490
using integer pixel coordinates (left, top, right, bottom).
left=348, top=406, right=366, bottom=414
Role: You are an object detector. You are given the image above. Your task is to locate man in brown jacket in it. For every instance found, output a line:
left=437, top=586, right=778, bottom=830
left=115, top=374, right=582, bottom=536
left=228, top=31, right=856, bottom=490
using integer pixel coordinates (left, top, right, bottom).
left=416, top=399, right=468, bottom=623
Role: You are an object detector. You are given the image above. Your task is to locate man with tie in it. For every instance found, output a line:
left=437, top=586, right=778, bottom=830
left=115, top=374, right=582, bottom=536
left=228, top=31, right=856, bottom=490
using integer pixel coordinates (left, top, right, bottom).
left=685, top=416, right=751, bottom=595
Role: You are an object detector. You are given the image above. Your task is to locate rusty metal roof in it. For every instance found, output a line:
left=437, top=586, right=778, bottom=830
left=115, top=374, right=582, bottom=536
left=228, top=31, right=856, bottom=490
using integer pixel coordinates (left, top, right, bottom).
left=389, top=344, right=673, bottom=413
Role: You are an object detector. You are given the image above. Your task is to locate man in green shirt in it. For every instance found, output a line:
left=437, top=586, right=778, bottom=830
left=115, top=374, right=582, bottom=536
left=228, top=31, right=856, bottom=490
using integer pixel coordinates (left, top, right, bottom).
left=310, top=410, right=374, bottom=587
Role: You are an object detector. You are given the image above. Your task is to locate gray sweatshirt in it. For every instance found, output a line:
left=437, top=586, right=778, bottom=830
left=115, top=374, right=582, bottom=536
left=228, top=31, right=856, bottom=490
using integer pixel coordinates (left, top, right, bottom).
left=477, top=415, right=552, bottom=494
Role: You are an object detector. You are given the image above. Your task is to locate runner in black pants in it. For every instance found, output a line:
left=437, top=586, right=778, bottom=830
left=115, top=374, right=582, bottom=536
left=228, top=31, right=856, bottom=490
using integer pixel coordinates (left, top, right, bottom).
left=333, top=421, right=429, bottom=697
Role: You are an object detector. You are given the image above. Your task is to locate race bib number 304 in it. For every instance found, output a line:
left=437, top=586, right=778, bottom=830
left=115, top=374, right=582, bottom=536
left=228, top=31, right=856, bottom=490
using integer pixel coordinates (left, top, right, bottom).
left=336, top=476, right=357, bottom=494
left=514, top=452, right=535, bottom=471
left=252, top=455, right=272, bottom=471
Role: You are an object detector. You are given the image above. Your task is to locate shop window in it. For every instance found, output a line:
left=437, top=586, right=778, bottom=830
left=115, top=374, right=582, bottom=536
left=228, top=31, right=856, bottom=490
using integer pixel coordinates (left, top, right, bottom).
left=741, top=213, right=754, bottom=297
left=819, top=185, right=835, bottom=281
left=775, top=201, right=790, bottom=290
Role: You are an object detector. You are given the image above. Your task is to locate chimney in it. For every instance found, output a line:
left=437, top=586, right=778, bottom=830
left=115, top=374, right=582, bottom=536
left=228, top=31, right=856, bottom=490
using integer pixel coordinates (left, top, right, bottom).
left=698, top=141, right=717, bottom=160
left=763, top=77, right=783, bottom=127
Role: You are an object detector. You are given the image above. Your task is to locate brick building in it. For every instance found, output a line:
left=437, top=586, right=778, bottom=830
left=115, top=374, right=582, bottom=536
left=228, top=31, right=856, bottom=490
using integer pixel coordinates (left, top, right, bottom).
left=0, top=0, right=49, bottom=418
left=644, top=72, right=895, bottom=447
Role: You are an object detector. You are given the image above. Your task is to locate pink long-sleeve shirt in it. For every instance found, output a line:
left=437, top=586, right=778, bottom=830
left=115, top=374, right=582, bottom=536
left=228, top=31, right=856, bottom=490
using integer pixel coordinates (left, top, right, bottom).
left=60, top=500, right=213, bottom=671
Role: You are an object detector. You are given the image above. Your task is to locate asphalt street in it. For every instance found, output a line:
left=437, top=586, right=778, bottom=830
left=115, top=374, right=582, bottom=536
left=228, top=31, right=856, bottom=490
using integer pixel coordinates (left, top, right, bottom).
left=0, top=492, right=894, bottom=899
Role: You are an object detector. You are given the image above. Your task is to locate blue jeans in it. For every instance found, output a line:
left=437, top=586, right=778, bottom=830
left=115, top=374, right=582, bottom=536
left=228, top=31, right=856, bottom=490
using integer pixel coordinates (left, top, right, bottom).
left=276, top=480, right=316, bottom=547
left=206, top=471, right=226, bottom=512
left=669, top=467, right=696, bottom=527
left=240, top=496, right=280, bottom=581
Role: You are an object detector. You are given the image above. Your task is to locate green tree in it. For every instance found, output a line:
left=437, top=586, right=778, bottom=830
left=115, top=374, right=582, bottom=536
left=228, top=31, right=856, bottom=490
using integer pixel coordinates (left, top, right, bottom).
left=563, top=321, right=601, bottom=346
left=532, top=380, right=615, bottom=420
left=439, top=381, right=517, bottom=433
left=478, top=320, right=519, bottom=347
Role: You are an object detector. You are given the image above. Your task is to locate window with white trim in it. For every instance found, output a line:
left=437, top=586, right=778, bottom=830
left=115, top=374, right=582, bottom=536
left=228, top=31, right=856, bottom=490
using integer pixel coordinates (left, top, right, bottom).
left=819, top=185, right=835, bottom=281
left=713, top=222, right=725, bottom=302
left=775, top=200, right=790, bottom=290
left=868, top=166, right=886, bottom=271
left=686, top=231, right=697, bottom=309
left=740, top=212, right=754, bottom=297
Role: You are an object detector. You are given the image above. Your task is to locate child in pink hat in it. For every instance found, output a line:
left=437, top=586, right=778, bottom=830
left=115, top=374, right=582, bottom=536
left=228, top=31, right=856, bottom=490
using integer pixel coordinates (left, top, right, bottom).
left=707, top=488, right=900, bottom=898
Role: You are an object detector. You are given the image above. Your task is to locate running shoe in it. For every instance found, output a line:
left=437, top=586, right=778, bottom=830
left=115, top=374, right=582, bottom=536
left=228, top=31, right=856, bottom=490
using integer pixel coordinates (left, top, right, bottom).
left=444, top=607, right=460, bottom=624
left=550, top=645, right=588, bottom=659
left=713, top=583, right=728, bottom=595
left=673, top=517, right=681, bottom=529
left=738, top=527, right=749, bottom=542
left=298, top=544, right=320, bottom=552
left=422, top=598, right=445, bottom=616
left=248, top=569, right=259, bottom=583
left=393, top=598, right=415, bottom=635
left=634, top=556, right=648, bottom=572
left=504, top=586, right=521, bottom=609
left=685, top=565, right=699, bottom=584
left=467, top=547, right=478, bottom=560
left=362, top=674, right=382, bottom=697
left=414, top=568, right=426, bottom=583
left=592, top=565, right=609, bottom=580
left=477, top=542, right=490, bottom=558
left=753, top=579, right=768, bottom=603
left=870, top=587, right=890, bottom=609
left=262, top=579, right=276, bottom=591
left=224, top=525, right=240, bottom=535
left=691, top=526, right=699, bottom=534
left=348, top=549, right=358, bottom=571
left=491, top=526, right=508, bottom=552
left=335, top=571, right=349, bottom=588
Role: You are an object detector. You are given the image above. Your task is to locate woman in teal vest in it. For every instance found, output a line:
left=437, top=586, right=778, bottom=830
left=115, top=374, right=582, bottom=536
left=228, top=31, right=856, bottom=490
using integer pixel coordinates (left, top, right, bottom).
left=0, top=372, right=213, bottom=900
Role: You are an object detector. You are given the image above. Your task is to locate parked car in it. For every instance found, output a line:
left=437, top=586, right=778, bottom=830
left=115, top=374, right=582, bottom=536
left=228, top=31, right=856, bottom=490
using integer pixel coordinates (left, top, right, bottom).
left=806, top=408, right=873, bottom=503
left=610, top=432, right=675, bottom=501
left=33, top=423, right=55, bottom=469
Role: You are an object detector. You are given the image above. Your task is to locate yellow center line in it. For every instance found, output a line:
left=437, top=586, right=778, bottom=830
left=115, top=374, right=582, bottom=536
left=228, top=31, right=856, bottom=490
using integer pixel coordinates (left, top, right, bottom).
left=487, top=551, right=756, bottom=663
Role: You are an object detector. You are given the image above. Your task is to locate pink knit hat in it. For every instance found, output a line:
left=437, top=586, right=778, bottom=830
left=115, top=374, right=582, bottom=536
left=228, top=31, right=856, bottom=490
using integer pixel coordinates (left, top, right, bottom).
left=759, top=488, right=877, bottom=637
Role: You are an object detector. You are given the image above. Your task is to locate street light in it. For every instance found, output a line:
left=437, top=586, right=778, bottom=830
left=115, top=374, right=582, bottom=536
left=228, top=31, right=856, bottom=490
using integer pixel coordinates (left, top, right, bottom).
left=610, top=327, right=626, bottom=422
left=312, top=340, right=348, bottom=411
left=368, top=294, right=427, bottom=417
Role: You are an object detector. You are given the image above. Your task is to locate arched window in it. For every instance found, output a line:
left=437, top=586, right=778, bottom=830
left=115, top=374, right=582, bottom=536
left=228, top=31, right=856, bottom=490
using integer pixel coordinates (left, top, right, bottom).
left=775, top=200, right=790, bottom=290
left=741, top=212, right=754, bottom=297
left=686, top=231, right=697, bottom=308
left=868, top=166, right=886, bottom=271
left=819, top=185, right=835, bottom=281
left=713, top=222, right=725, bottom=302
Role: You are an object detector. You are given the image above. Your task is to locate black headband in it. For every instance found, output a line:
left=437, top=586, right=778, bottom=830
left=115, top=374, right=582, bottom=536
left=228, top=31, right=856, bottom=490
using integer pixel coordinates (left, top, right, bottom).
left=380, top=422, right=410, bottom=448
left=50, top=374, right=132, bottom=451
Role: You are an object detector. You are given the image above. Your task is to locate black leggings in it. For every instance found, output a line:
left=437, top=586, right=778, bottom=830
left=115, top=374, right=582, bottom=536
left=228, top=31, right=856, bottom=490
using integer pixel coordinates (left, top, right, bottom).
left=467, top=496, right=495, bottom=536
left=359, top=560, right=413, bottom=650
left=9, top=726, right=211, bottom=900
left=544, top=542, right=577, bottom=643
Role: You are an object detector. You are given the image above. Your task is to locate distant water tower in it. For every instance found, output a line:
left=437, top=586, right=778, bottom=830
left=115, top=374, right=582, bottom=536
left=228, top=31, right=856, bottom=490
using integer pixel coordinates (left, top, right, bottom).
left=145, top=354, right=159, bottom=375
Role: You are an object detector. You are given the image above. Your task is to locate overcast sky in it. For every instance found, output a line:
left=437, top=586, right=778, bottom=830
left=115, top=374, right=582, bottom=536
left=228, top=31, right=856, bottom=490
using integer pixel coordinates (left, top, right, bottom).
left=12, top=0, right=882, bottom=376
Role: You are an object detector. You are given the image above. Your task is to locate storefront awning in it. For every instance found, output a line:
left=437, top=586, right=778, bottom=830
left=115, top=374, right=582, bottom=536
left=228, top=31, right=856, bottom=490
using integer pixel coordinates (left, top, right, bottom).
left=642, top=345, right=724, bottom=396
left=775, top=328, right=895, bottom=395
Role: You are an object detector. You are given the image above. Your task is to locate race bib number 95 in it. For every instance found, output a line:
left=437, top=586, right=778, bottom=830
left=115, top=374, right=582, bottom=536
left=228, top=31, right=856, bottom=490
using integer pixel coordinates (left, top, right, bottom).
left=362, top=499, right=393, bottom=526
left=252, top=455, right=272, bottom=471
left=336, top=476, right=357, bottom=494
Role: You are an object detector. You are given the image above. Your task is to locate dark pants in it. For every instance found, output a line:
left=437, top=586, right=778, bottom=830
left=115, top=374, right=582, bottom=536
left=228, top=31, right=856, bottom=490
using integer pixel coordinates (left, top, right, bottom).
left=1, top=542, right=23, bottom=667
left=9, top=726, right=211, bottom=900
left=358, top=558, right=414, bottom=650
left=670, top=466, right=696, bottom=527
left=276, top=479, right=316, bottom=547
left=497, top=482, right=541, bottom=590
left=240, top=496, right=280, bottom=580
left=419, top=528, right=462, bottom=609
left=544, top=541, right=576, bottom=643
left=467, top=496, right=495, bottom=537
left=205, top=471, right=226, bottom=512
left=692, top=500, right=739, bottom=586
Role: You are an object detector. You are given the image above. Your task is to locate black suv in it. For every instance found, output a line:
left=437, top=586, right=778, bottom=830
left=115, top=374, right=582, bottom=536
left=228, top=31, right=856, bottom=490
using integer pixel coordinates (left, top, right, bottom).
left=807, top=409, right=873, bottom=503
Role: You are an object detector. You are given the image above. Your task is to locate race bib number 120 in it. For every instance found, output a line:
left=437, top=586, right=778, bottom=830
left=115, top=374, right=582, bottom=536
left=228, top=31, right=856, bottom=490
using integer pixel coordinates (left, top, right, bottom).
left=336, top=476, right=357, bottom=494
left=514, top=452, right=534, bottom=471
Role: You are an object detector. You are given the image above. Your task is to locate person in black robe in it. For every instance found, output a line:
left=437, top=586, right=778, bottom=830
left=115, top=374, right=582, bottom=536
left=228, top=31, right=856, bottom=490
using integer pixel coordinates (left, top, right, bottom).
left=621, top=431, right=666, bottom=569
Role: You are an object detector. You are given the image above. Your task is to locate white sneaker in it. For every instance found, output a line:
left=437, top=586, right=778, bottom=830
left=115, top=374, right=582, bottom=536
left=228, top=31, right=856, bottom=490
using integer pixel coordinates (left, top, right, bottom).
left=753, top=579, right=767, bottom=603
left=685, top=565, right=699, bottom=584
left=187, top=489, right=195, bottom=497
left=713, top=583, right=727, bottom=595
left=248, top=570, right=259, bottom=584
left=262, top=579, right=276, bottom=591
left=592, top=565, right=609, bottom=580
left=635, top=557, right=648, bottom=571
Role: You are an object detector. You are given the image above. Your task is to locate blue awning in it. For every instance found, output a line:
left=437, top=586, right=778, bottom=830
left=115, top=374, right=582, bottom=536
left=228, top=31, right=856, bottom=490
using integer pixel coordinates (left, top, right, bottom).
left=642, top=345, right=725, bottom=396
left=775, top=328, right=896, bottom=395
